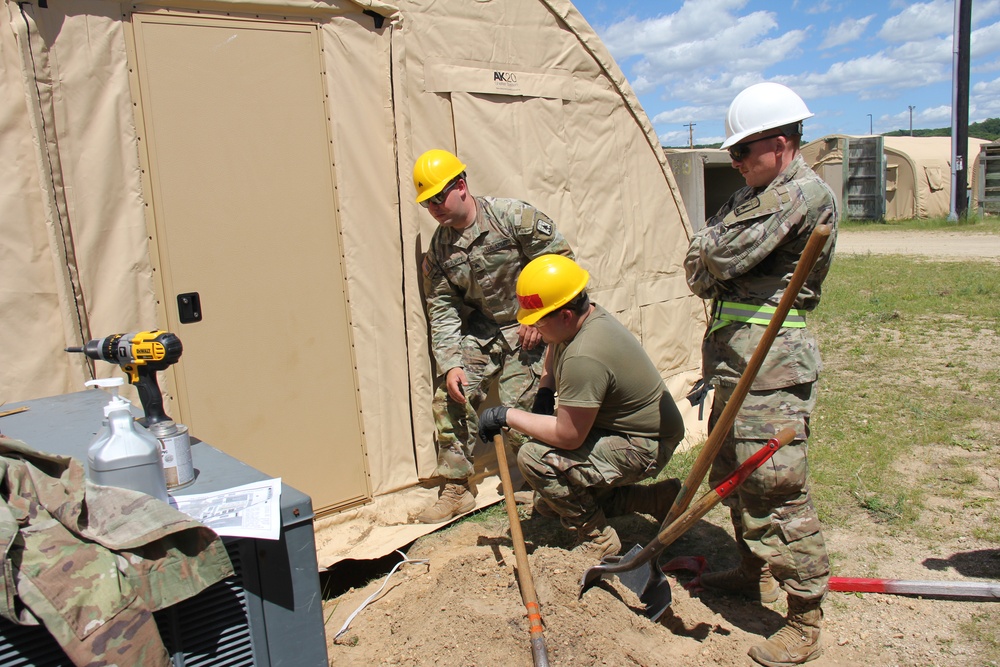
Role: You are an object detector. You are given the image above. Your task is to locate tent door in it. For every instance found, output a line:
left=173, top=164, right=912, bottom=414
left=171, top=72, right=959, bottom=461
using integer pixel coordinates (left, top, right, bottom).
left=129, top=11, right=370, bottom=515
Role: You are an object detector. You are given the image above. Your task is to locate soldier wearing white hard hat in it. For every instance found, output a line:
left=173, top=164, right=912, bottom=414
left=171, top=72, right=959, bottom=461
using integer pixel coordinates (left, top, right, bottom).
left=684, top=82, right=838, bottom=667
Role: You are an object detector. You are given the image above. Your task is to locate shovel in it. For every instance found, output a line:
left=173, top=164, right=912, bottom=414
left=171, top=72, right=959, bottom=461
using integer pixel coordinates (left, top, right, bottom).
left=581, top=427, right=794, bottom=620
left=493, top=433, right=549, bottom=667
left=579, top=215, right=834, bottom=617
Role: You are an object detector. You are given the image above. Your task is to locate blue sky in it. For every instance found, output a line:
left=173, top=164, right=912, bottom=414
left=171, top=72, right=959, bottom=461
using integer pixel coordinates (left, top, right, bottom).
left=570, top=0, right=1000, bottom=146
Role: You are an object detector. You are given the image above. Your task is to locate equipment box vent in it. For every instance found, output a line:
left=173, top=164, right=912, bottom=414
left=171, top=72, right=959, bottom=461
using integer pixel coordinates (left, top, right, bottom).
left=0, top=540, right=255, bottom=667
left=978, top=142, right=1000, bottom=216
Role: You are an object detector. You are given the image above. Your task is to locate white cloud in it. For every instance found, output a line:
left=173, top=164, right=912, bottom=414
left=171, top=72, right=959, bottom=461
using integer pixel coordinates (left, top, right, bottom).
left=600, top=0, right=806, bottom=98
left=657, top=129, right=689, bottom=146
left=973, top=58, right=1000, bottom=73
left=651, top=104, right=728, bottom=125
left=886, top=36, right=952, bottom=66
left=919, top=104, right=953, bottom=123
left=972, top=0, right=1000, bottom=25
left=592, top=0, right=1000, bottom=139
left=971, top=75, right=1000, bottom=119
left=784, top=53, right=950, bottom=101
left=601, top=0, right=756, bottom=61
left=819, top=15, right=875, bottom=50
left=971, top=21, right=1000, bottom=59
left=879, top=1, right=953, bottom=42
left=805, top=1, right=833, bottom=15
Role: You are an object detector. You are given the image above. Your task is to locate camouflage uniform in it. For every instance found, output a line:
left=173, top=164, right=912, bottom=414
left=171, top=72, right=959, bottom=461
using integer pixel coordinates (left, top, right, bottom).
left=516, top=305, right=684, bottom=530
left=422, top=196, right=573, bottom=479
left=684, top=154, right=837, bottom=605
left=0, top=436, right=233, bottom=667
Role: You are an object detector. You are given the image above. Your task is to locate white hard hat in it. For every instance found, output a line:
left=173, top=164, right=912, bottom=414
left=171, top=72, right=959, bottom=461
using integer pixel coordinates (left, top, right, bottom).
left=721, top=82, right=814, bottom=149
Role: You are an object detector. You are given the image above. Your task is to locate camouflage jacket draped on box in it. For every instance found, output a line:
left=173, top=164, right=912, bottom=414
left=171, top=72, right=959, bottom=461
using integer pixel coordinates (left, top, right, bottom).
left=684, top=154, right=838, bottom=391
left=0, top=436, right=233, bottom=667
left=421, top=196, right=573, bottom=373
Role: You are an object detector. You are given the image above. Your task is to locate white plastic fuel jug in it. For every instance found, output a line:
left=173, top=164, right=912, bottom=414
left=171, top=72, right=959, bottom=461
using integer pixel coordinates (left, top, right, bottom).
left=86, top=377, right=169, bottom=502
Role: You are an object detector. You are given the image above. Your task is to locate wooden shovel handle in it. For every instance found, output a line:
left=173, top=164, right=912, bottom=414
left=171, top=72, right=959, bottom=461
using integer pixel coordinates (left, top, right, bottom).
left=655, top=427, right=795, bottom=547
left=494, top=434, right=549, bottom=667
left=660, top=214, right=833, bottom=532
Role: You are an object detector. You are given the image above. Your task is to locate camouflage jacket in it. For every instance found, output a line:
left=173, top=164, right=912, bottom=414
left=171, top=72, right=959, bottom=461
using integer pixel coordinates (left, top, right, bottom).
left=0, top=436, right=233, bottom=667
left=422, top=196, right=573, bottom=373
left=684, top=154, right=838, bottom=390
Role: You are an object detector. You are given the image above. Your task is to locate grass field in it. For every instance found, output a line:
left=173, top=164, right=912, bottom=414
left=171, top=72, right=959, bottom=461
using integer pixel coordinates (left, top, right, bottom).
left=659, top=242, right=1000, bottom=533
left=841, top=215, right=1000, bottom=233
left=809, top=253, right=1000, bottom=532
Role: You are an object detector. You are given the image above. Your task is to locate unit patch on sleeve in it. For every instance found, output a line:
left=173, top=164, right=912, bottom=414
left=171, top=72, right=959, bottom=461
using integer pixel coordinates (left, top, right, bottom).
left=535, top=219, right=553, bottom=236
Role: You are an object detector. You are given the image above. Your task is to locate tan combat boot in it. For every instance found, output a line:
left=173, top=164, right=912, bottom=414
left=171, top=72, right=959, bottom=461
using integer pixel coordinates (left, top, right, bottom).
left=414, top=480, right=475, bottom=524
left=513, top=490, right=559, bottom=518
left=572, top=509, right=621, bottom=560
left=700, top=553, right=780, bottom=603
left=747, top=598, right=823, bottom=666
left=600, top=477, right=681, bottom=522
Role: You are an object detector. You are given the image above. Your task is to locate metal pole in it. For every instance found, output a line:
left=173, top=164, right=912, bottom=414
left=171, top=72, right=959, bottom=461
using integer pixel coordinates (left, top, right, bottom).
left=950, top=0, right=972, bottom=221
left=867, top=113, right=872, bottom=135
left=908, top=106, right=915, bottom=136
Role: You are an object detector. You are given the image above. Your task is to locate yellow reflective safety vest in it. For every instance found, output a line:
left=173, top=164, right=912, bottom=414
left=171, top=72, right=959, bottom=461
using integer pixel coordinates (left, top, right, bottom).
left=709, top=300, right=807, bottom=334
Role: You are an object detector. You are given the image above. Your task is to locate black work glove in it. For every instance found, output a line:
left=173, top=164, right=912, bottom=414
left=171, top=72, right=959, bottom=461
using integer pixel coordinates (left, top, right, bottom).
left=478, top=406, right=509, bottom=442
left=532, top=387, right=555, bottom=416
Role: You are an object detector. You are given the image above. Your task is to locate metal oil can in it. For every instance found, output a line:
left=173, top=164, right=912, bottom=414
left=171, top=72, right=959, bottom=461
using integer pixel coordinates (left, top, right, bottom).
left=149, top=419, right=195, bottom=489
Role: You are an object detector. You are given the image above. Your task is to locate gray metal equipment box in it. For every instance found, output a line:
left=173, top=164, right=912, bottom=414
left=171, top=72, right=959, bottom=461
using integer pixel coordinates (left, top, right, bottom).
left=977, top=142, right=1000, bottom=217
left=0, top=391, right=328, bottom=666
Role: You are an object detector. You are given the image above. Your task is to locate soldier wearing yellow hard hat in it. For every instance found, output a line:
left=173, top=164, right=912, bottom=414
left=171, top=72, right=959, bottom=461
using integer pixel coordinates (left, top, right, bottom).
left=478, top=254, right=685, bottom=559
left=412, top=149, right=575, bottom=524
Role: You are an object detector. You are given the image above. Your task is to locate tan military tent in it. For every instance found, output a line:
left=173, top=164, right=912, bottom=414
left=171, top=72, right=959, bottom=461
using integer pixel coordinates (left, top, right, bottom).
left=1, top=0, right=706, bottom=566
left=802, top=134, right=989, bottom=219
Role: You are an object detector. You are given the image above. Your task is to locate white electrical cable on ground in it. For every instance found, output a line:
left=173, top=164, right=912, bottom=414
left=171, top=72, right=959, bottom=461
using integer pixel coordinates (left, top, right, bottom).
left=333, top=550, right=430, bottom=640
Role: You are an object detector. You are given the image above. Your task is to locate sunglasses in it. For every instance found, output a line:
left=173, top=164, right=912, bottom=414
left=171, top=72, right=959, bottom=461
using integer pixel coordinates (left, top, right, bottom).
left=728, top=133, right=785, bottom=162
left=420, top=179, right=460, bottom=208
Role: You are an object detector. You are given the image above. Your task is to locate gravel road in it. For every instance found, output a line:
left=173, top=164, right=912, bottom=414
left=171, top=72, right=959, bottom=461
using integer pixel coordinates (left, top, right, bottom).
left=836, top=229, right=1000, bottom=260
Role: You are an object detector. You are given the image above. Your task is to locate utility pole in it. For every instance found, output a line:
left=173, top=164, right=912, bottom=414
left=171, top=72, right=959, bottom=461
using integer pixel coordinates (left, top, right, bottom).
left=685, top=122, right=696, bottom=149
left=908, top=106, right=915, bottom=136
left=867, top=114, right=873, bottom=135
left=950, top=0, right=972, bottom=220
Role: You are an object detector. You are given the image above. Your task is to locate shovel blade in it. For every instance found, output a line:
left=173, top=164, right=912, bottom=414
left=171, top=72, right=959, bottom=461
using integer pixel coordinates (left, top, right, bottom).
left=614, top=545, right=673, bottom=621
left=579, top=545, right=673, bottom=621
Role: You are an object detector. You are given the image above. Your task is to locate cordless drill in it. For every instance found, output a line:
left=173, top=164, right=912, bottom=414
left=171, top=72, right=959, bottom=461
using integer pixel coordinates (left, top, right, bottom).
left=67, top=330, right=183, bottom=426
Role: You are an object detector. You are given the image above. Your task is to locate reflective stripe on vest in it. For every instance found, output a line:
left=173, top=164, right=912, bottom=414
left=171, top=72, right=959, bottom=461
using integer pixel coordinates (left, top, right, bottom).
left=709, top=300, right=807, bottom=334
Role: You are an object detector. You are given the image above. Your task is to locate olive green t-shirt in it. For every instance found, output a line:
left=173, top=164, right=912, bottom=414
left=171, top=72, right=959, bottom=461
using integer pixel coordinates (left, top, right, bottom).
left=554, top=304, right=680, bottom=439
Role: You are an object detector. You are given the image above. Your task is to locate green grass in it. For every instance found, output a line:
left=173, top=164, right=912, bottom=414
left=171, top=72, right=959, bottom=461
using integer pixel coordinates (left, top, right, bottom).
left=809, top=254, right=1000, bottom=528
left=840, top=216, right=1000, bottom=233
left=658, top=253, right=1000, bottom=532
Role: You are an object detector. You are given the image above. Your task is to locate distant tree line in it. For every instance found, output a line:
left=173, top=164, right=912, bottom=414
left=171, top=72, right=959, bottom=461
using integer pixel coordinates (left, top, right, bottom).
left=883, top=117, right=1000, bottom=141
left=666, top=117, right=999, bottom=150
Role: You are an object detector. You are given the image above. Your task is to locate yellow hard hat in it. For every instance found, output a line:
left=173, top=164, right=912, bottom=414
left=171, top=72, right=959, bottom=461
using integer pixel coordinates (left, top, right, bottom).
left=516, top=254, right=590, bottom=325
left=413, top=149, right=466, bottom=203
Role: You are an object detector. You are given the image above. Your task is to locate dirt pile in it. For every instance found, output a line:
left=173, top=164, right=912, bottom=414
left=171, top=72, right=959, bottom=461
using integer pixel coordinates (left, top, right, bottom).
left=325, top=509, right=999, bottom=667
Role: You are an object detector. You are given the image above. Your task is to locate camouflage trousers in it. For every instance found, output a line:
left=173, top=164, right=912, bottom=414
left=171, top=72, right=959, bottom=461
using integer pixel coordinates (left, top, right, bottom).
left=431, top=334, right=543, bottom=480
left=516, top=427, right=671, bottom=529
left=708, top=382, right=830, bottom=603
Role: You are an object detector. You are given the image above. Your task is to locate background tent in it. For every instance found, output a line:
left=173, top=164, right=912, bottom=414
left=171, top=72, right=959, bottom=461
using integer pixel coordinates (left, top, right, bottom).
left=0, top=0, right=707, bottom=566
left=664, top=148, right=744, bottom=232
left=802, top=134, right=989, bottom=219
